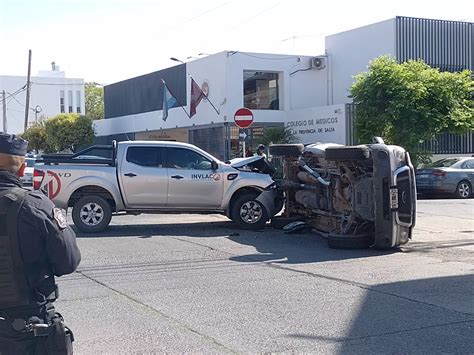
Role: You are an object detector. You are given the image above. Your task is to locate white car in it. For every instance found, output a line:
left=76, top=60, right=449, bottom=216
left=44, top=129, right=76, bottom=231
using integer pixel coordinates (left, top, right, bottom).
left=21, top=157, right=35, bottom=185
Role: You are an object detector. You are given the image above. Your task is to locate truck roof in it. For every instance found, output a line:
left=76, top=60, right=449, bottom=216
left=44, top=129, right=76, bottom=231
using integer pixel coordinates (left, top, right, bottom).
left=118, top=140, right=198, bottom=149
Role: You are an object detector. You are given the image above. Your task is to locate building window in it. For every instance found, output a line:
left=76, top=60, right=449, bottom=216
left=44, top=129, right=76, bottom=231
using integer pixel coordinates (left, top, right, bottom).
left=60, top=90, right=65, bottom=113
left=243, top=71, right=279, bottom=110
left=76, top=91, right=81, bottom=113
left=68, top=90, right=73, bottom=113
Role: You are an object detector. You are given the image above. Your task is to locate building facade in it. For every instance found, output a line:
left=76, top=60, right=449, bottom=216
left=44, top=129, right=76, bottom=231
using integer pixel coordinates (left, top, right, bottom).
left=95, top=51, right=350, bottom=160
left=326, top=16, right=473, bottom=105
left=95, top=16, right=473, bottom=159
left=0, top=64, right=85, bottom=134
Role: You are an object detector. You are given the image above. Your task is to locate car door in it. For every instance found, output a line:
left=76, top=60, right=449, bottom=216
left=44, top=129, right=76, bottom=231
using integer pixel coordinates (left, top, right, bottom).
left=119, top=146, right=168, bottom=208
left=165, top=147, right=224, bottom=208
left=461, top=159, right=474, bottom=186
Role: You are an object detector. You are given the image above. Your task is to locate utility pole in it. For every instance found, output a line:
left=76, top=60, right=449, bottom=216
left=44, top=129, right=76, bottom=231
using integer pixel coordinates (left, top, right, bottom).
left=24, top=49, right=32, bottom=131
left=2, top=90, right=7, bottom=133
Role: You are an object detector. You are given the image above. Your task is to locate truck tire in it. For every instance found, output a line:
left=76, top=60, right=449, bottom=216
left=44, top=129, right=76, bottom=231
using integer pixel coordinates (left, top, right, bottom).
left=231, top=192, right=268, bottom=230
left=325, top=146, right=370, bottom=161
left=269, top=144, right=304, bottom=158
left=72, top=195, right=112, bottom=233
left=327, top=233, right=373, bottom=249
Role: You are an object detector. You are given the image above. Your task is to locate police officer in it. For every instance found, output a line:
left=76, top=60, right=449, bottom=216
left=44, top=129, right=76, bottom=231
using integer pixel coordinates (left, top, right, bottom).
left=0, top=133, right=81, bottom=354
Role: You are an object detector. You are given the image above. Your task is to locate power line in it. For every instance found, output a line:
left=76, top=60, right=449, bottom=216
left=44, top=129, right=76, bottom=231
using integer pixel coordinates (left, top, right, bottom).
left=7, top=92, right=26, bottom=108
left=0, top=85, right=27, bottom=103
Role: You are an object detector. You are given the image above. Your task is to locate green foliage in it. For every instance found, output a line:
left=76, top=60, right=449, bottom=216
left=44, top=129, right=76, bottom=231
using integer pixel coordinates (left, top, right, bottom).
left=351, top=56, right=474, bottom=165
left=44, top=114, right=95, bottom=152
left=22, top=114, right=95, bottom=153
left=20, top=121, right=50, bottom=153
left=85, top=82, right=104, bottom=120
left=261, top=126, right=299, bottom=146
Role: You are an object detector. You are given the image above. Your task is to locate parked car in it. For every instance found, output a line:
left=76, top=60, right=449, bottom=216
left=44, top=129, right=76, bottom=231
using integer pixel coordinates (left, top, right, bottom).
left=269, top=138, right=417, bottom=250
left=20, top=157, right=36, bottom=185
left=416, top=157, right=474, bottom=198
left=33, top=141, right=282, bottom=233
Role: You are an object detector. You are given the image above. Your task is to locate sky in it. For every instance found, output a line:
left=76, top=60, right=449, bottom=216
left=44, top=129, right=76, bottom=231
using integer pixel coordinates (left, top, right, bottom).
left=1, top=0, right=473, bottom=85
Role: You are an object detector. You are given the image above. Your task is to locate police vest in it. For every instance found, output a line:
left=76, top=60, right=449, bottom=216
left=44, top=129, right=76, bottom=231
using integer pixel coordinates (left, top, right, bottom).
left=0, top=187, right=30, bottom=309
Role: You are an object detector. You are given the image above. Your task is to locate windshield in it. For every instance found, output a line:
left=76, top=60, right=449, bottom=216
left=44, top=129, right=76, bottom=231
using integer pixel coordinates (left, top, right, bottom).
left=428, top=158, right=460, bottom=168
left=25, top=158, right=35, bottom=167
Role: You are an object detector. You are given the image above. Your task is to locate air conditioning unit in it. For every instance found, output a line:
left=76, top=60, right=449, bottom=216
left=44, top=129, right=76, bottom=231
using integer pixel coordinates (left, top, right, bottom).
left=311, top=57, right=326, bottom=70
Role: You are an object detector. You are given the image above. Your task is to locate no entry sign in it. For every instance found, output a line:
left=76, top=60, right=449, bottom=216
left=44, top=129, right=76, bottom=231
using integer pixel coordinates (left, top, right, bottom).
left=234, top=108, right=254, bottom=129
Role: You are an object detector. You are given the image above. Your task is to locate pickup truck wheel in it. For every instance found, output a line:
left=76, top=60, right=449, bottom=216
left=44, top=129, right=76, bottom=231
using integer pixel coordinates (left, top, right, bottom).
left=325, top=146, right=370, bottom=161
left=269, top=144, right=304, bottom=158
left=72, top=195, right=112, bottom=233
left=231, top=192, right=268, bottom=230
left=327, top=233, right=373, bottom=249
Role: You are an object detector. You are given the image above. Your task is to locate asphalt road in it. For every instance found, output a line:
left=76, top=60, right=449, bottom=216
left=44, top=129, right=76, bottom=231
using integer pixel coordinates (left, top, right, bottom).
left=57, top=198, right=474, bottom=354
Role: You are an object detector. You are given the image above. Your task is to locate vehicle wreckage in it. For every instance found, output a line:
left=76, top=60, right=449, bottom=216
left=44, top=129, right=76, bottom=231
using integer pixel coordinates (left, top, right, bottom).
left=269, top=138, right=417, bottom=250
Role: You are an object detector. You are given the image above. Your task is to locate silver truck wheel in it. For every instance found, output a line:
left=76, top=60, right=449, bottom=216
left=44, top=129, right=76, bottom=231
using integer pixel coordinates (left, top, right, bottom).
left=231, top=192, right=268, bottom=230
left=240, top=201, right=263, bottom=224
left=72, top=195, right=112, bottom=233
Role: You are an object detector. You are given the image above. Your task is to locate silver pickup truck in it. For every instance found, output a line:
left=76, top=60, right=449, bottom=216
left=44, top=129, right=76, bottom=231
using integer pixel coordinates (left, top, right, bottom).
left=33, top=141, right=282, bottom=233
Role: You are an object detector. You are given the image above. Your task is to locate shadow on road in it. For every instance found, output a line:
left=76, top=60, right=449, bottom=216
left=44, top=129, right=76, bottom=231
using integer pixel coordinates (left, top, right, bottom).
left=227, top=231, right=399, bottom=264
left=287, top=275, right=474, bottom=354
left=74, top=220, right=400, bottom=264
left=417, top=193, right=471, bottom=200
left=74, top=220, right=237, bottom=239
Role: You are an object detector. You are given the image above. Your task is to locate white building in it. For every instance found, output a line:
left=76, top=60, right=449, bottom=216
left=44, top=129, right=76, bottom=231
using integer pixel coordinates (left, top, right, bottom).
left=95, top=16, right=473, bottom=159
left=0, top=63, right=85, bottom=134
left=95, top=51, right=350, bottom=160
left=326, top=16, right=473, bottom=105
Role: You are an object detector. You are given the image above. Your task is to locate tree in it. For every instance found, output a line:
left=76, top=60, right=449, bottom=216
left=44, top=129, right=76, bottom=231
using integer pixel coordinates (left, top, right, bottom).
left=351, top=56, right=473, bottom=164
left=20, top=121, right=50, bottom=153
left=43, top=114, right=95, bottom=152
left=261, top=126, right=299, bottom=146
left=85, top=82, right=104, bottom=120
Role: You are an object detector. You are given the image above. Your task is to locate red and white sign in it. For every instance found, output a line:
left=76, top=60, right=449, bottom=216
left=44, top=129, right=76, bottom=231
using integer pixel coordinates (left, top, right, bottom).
left=234, top=108, right=253, bottom=129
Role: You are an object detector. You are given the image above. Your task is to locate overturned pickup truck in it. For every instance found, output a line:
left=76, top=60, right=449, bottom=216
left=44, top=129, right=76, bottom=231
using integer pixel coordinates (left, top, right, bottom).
left=270, top=138, right=416, bottom=250
left=33, top=141, right=282, bottom=233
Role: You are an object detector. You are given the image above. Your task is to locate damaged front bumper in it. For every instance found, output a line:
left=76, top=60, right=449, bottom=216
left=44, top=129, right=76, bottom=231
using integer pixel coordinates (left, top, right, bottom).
left=256, top=184, right=284, bottom=218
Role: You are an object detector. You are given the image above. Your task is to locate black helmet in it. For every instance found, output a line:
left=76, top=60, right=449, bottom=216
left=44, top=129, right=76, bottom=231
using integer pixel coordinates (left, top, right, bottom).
left=257, top=144, right=265, bottom=151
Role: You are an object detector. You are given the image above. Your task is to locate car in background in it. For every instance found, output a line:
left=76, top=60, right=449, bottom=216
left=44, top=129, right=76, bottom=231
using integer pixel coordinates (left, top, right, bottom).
left=416, top=157, right=474, bottom=198
left=21, top=157, right=36, bottom=185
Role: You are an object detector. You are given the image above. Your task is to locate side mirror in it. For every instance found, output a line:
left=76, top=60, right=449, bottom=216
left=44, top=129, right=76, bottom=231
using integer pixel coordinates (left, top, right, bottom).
left=211, top=161, right=218, bottom=171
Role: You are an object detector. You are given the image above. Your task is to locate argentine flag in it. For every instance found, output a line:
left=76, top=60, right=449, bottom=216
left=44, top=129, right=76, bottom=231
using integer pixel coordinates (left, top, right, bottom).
left=162, top=81, right=177, bottom=121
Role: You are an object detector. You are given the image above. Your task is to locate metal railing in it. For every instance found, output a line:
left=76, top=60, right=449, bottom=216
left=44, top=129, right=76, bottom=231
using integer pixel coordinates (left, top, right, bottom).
left=420, top=131, right=474, bottom=154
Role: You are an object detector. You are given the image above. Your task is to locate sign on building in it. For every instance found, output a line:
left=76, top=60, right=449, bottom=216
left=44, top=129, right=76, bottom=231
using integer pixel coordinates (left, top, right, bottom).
left=286, top=104, right=347, bottom=144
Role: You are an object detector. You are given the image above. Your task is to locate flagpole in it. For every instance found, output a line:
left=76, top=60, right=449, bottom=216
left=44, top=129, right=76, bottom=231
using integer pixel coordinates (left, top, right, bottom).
left=161, top=79, right=190, bottom=118
left=203, top=92, right=220, bottom=115
left=190, top=76, right=220, bottom=115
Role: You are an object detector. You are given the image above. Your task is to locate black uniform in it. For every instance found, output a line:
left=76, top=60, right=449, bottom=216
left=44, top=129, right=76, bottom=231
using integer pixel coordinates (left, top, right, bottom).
left=0, top=171, right=81, bottom=354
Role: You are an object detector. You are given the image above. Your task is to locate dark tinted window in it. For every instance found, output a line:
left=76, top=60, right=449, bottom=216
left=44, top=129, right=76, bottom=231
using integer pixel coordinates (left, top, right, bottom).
left=166, top=148, right=212, bottom=170
left=126, top=147, right=164, bottom=167
left=462, top=159, right=474, bottom=169
left=25, top=159, right=35, bottom=167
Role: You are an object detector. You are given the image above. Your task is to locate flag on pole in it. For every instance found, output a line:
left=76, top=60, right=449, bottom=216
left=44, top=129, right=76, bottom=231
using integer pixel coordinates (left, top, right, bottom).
left=162, top=80, right=177, bottom=121
left=190, top=78, right=205, bottom=118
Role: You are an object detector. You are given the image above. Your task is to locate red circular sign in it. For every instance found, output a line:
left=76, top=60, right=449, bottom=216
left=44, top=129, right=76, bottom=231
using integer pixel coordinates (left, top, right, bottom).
left=234, top=108, right=254, bottom=129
